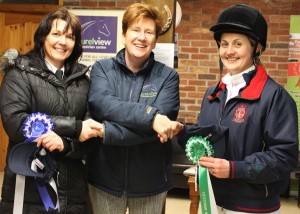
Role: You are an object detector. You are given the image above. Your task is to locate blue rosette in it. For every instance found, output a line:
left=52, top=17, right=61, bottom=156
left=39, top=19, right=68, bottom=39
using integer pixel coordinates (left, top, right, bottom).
left=9, top=112, right=58, bottom=212
left=22, top=112, right=54, bottom=142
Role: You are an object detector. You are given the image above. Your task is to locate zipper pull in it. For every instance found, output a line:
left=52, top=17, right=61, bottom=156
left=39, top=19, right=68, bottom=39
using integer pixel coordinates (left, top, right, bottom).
left=56, top=170, right=60, bottom=186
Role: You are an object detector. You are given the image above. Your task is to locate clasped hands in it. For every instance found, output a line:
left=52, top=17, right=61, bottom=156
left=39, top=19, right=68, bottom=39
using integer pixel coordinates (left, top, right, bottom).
left=79, top=119, right=103, bottom=142
left=153, top=114, right=183, bottom=143
left=79, top=115, right=183, bottom=144
left=36, top=119, right=103, bottom=152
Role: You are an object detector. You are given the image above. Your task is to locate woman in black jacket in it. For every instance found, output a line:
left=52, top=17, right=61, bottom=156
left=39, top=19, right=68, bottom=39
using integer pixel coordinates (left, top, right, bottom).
left=0, top=8, right=102, bottom=214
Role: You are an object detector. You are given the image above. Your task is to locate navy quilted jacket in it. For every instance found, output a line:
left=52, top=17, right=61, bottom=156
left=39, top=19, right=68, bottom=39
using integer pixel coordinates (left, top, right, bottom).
left=181, top=65, right=298, bottom=213
left=87, top=48, right=180, bottom=197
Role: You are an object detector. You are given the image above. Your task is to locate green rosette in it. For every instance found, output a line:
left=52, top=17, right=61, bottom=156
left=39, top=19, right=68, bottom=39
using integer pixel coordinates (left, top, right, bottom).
left=185, top=135, right=217, bottom=214
left=185, top=136, right=214, bottom=164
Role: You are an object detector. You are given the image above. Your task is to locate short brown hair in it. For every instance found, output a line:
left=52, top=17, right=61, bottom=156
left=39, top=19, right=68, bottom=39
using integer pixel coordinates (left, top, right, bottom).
left=122, top=3, right=163, bottom=38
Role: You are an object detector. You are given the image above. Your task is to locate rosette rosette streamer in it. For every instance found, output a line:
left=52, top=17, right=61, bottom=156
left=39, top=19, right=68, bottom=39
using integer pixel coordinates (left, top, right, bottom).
left=8, top=112, right=59, bottom=213
left=185, top=135, right=217, bottom=214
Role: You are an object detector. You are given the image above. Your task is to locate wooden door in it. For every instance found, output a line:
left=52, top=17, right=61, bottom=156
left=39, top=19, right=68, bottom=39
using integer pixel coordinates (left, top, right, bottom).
left=0, top=72, right=8, bottom=171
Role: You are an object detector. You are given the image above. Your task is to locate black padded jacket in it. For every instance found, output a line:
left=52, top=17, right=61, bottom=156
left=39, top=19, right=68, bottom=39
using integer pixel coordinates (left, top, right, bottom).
left=0, top=52, right=91, bottom=214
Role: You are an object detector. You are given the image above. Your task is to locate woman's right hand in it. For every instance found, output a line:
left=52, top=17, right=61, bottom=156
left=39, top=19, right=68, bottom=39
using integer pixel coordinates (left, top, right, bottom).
left=152, top=114, right=173, bottom=143
left=37, top=131, right=64, bottom=152
left=79, top=119, right=103, bottom=142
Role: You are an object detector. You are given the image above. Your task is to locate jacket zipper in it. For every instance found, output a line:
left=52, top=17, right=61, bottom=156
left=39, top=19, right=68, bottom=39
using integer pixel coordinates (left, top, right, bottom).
left=262, top=140, right=269, bottom=197
left=129, top=74, right=137, bottom=101
left=124, top=74, right=137, bottom=194
left=124, top=149, right=129, bottom=195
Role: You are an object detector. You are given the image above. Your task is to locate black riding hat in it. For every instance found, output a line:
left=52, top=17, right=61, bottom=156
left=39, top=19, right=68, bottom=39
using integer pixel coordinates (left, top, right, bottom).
left=210, top=4, right=268, bottom=51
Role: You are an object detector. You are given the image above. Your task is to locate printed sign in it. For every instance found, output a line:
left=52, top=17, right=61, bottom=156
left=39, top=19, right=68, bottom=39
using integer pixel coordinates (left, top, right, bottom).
left=71, top=9, right=174, bottom=68
left=71, top=10, right=124, bottom=66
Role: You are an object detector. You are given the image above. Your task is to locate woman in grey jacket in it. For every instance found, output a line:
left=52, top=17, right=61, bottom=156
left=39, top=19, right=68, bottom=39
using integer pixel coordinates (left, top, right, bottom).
left=0, top=8, right=101, bottom=214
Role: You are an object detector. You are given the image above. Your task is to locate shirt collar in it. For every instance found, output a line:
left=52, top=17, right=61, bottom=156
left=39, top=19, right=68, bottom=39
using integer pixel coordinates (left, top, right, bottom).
left=44, top=60, right=65, bottom=74
left=222, top=65, right=255, bottom=85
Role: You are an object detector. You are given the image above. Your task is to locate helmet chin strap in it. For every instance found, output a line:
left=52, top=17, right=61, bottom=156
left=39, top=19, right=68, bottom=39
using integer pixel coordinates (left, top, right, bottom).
left=217, top=46, right=223, bottom=80
left=219, top=57, right=223, bottom=79
left=253, top=40, right=261, bottom=66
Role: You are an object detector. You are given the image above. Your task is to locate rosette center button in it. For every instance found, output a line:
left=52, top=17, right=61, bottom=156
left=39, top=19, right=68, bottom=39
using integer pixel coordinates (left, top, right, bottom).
left=31, top=121, right=45, bottom=137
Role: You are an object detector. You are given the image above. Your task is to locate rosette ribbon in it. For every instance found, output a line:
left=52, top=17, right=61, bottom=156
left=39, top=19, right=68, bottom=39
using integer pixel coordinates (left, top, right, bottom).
left=185, top=135, right=217, bottom=214
left=13, top=112, right=59, bottom=214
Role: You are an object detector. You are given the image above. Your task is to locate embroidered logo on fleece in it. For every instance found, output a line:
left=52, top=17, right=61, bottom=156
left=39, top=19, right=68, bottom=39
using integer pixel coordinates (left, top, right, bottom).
left=233, top=104, right=248, bottom=123
left=140, top=84, right=158, bottom=98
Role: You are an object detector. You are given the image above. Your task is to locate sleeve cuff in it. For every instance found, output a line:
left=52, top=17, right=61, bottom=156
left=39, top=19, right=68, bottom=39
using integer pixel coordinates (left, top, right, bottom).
left=74, top=120, right=82, bottom=138
left=229, top=160, right=235, bottom=178
left=61, top=137, right=72, bottom=154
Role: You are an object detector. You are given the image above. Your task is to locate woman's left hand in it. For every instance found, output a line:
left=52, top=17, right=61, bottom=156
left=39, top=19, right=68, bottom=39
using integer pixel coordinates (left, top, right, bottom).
left=199, top=156, right=230, bottom=178
left=36, top=131, right=64, bottom=152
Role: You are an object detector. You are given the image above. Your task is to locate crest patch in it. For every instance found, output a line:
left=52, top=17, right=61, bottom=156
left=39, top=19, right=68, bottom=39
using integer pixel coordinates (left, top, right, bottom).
left=233, top=104, right=248, bottom=123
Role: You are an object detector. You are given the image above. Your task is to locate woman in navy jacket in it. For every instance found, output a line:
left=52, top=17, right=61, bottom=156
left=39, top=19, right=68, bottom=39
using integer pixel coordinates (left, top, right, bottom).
left=176, top=4, right=298, bottom=214
left=87, top=3, right=180, bottom=214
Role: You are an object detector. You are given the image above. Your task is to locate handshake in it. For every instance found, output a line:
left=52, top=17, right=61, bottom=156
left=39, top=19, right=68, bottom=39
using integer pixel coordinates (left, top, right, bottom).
left=152, top=113, right=184, bottom=143
left=79, top=119, right=103, bottom=142
left=79, top=114, right=184, bottom=143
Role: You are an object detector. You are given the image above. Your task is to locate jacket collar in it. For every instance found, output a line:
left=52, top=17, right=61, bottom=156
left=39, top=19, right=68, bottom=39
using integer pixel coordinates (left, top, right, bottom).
left=15, top=56, right=89, bottom=83
left=208, top=65, right=268, bottom=100
left=116, top=48, right=155, bottom=74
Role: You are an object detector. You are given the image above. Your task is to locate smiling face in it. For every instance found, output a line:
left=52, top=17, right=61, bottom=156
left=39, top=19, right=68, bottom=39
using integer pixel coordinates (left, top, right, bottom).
left=122, top=18, right=157, bottom=72
left=219, top=33, right=254, bottom=75
left=44, top=19, right=75, bottom=69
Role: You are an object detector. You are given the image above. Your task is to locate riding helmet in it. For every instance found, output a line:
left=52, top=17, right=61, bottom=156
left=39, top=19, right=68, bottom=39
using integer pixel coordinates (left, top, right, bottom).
left=210, top=4, right=268, bottom=51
